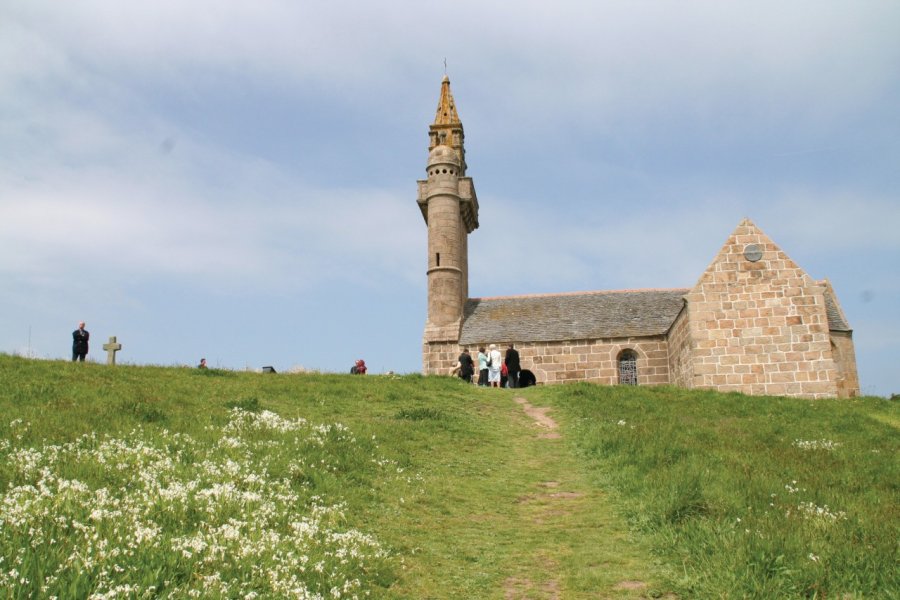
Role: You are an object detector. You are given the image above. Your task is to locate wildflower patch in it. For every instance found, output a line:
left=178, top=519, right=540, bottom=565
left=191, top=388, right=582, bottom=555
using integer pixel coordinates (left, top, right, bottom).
left=792, top=439, right=842, bottom=451
left=0, top=409, right=399, bottom=598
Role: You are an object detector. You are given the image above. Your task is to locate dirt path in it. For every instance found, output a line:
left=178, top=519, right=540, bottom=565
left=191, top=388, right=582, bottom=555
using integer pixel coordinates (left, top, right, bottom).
left=513, top=397, right=561, bottom=439
left=504, top=397, right=568, bottom=599
left=504, top=396, right=656, bottom=600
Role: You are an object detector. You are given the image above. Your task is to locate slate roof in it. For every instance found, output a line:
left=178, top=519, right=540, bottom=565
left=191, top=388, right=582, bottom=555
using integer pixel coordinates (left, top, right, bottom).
left=458, top=286, right=852, bottom=345
left=823, top=288, right=851, bottom=332
left=458, top=289, right=690, bottom=345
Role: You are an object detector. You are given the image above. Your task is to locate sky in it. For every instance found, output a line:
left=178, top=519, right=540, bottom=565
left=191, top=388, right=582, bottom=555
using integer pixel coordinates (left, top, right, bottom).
left=1, top=1, right=898, bottom=396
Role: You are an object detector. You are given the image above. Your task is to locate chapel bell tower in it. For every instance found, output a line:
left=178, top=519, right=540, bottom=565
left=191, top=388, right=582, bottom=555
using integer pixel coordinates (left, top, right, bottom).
left=417, top=76, right=479, bottom=346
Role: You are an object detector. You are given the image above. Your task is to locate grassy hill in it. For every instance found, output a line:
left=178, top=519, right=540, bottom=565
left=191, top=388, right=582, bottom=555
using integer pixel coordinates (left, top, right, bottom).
left=0, top=354, right=896, bottom=599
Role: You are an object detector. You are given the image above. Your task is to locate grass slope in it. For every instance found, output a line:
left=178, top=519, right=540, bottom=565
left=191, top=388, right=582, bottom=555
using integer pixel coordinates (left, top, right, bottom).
left=533, top=383, right=899, bottom=599
left=0, top=354, right=896, bottom=599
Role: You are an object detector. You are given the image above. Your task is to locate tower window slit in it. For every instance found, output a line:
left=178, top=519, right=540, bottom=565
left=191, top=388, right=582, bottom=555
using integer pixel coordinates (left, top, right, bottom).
left=436, top=253, right=440, bottom=266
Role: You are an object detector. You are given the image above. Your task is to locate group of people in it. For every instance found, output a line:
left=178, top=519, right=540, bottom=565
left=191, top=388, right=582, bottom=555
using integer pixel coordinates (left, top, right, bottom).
left=70, top=319, right=521, bottom=386
left=455, top=344, right=530, bottom=388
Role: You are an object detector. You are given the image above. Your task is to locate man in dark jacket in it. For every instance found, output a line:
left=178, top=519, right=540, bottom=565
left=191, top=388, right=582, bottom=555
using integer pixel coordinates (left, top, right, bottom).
left=72, top=321, right=89, bottom=362
left=505, top=343, right=521, bottom=388
left=457, top=348, right=475, bottom=383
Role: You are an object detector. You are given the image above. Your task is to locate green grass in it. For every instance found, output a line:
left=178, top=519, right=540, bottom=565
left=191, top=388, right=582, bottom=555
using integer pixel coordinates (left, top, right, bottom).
left=531, top=383, right=899, bottom=599
left=0, top=354, right=896, bottom=599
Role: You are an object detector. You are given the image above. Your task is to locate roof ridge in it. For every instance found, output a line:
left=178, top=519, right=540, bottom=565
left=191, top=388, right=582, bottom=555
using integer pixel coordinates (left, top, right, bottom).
left=469, top=288, right=690, bottom=301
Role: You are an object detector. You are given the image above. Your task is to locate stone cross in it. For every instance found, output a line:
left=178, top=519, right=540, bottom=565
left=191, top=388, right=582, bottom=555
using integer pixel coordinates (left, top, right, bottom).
left=103, top=336, right=122, bottom=366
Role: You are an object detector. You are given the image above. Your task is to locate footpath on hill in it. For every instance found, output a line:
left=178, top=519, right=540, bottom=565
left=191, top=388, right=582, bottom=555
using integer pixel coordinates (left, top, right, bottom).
left=501, top=395, right=668, bottom=600
left=384, top=388, right=670, bottom=600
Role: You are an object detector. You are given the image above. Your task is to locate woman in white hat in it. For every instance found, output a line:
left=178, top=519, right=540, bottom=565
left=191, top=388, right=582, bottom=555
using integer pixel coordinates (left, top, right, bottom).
left=488, top=344, right=503, bottom=388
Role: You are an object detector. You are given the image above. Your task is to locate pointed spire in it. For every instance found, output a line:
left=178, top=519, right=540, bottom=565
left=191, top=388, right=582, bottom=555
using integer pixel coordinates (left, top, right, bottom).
left=428, top=75, right=466, bottom=173
left=433, top=75, right=460, bottom=125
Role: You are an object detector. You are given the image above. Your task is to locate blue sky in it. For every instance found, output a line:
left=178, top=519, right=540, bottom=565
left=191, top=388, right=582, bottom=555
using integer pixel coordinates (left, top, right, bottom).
left=2, top=1, right=897, bottom=395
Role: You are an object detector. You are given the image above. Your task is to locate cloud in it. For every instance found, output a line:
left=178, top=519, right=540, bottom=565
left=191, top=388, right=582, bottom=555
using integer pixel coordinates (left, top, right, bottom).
left=0, top=168, right=421, bottom=291
left=2, top=0, right=897, bottom=393
left=468, top=182, right=898, bottom=298
left=8, top=1, right=898, bottom=110
left=749, top=190, right=900, bottom=251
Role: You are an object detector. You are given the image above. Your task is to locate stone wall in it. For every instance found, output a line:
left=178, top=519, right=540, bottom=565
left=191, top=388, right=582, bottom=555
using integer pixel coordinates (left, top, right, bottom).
left=830, top=331, right=860, bottom=398
left=683, top=220, right=839, bottom=398
left=424, top=193, right=464, bottom=329
left=519, top=337, right=670, bottom=385
left=426, top=337, right=671, bottom=385
left=422, top=340, right=462, bottom=376
left=667, top=306, right=693, bottom=388
left=459, top=220, right=469, bottom=308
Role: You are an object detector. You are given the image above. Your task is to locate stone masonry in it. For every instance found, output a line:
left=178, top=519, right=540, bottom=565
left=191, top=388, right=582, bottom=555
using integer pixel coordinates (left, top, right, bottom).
left=516, top=337, right=670, bottom=386
left=666, top=306, right=693, bottom=388
left=418, top=76, right=479, bottom=346
left=417, top=77, right=859, bottom=398
left=680, top=220, right=847, bottom=398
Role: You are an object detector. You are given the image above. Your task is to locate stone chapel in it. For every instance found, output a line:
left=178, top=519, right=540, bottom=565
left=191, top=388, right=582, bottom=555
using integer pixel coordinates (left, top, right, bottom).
left=417, top=76, right=860, bottom=399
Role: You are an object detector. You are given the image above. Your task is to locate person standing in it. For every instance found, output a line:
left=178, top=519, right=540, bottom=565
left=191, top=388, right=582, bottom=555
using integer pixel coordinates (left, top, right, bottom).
left=505, top=343, right=521, bottom=389
left=477, top=347, right=489, bottom=386
left=457, top=348, right=474, bottom=383
left=488, top=344, right=503, bottom=388
left=72, top=321, right=89, bottom=362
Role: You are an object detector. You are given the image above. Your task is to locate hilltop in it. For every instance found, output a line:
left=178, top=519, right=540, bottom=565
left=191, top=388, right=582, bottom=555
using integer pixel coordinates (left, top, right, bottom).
left=0, top=354, right=896, bottom=599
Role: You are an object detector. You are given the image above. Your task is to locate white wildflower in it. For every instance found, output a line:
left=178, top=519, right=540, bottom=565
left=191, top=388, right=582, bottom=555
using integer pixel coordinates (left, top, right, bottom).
left=793, top=439, right=841, bottom=451
left=797, top=502, right=846, bottom=522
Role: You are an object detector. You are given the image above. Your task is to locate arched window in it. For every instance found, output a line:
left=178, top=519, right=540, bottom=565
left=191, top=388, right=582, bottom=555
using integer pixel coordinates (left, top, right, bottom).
left=618, top=350, right=638, bottom=385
